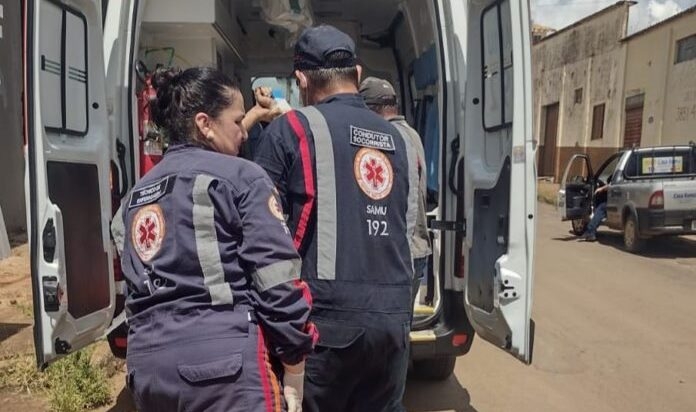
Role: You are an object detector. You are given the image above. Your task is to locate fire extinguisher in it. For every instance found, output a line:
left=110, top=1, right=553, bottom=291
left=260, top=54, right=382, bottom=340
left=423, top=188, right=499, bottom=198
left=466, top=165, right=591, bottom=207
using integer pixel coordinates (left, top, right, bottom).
left=135, top=61, right=164, bottom=177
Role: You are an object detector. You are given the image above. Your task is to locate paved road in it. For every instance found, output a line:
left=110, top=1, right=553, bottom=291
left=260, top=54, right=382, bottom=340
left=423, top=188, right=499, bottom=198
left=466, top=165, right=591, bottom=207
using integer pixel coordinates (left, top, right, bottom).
left=404, top=202, right=696, bottom=412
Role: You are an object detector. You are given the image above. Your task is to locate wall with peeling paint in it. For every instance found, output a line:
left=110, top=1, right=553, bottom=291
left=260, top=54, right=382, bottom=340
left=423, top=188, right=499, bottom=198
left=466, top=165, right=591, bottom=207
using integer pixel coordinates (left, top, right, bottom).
left=624, top=9, right=696, bottom=147
left=532, top=3, right=631, bottom=179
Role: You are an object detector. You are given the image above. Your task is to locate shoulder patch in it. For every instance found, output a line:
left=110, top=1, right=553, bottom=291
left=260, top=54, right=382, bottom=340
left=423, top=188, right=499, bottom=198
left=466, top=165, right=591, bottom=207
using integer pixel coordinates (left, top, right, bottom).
left=129, top=176, right=175, bottom=209
left=350, top=125, right=396, bottom=152
left=354, top=148, right=394, bottom=200
left=131, top=204, right=166, bottom=262
left=268, top=193, right=285, bottom=221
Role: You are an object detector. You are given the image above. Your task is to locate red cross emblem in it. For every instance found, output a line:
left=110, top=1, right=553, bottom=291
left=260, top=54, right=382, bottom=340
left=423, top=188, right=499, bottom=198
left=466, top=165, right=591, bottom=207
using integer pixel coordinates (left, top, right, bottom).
left=354, top=148, right=393, bottom=200
left=131, top=205, right=165, bottom=262
left=138, top=217, right=157, bottom=248
left=365, top=159, right=385, bottom=189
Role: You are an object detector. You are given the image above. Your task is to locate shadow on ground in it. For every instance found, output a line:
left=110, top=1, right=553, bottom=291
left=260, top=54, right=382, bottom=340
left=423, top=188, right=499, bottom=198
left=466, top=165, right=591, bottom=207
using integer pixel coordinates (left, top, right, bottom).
left=552, top=227, right=696, bottom=259
left=8, top=232, right=27, bottom=248
left=104, top=386, right=137, bottom=412
left=403, top=374, right=478, bottom=412
left=0, top=322, right=30, bottom=344
left=596, top=231, right=696, bottom=259
left=552, top=230, right=583, bottom=241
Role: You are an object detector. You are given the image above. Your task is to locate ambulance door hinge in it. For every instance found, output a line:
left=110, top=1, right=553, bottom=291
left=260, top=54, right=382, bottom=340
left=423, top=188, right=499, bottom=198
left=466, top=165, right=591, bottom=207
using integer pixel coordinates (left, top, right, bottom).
left=430, top=219, right=466, bottom=234
left=54, top=338, right=71, bottom=355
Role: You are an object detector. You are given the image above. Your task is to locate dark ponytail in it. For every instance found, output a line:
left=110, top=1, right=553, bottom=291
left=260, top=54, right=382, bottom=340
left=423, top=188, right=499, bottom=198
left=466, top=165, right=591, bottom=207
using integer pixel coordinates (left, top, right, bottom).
left=150, top=67, right=240, bottom=144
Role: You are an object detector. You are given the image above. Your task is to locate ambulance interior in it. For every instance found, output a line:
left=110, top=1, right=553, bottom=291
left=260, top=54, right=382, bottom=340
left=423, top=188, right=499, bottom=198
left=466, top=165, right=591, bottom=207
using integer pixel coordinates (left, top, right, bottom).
left=129, top=0, right=447, bottom=326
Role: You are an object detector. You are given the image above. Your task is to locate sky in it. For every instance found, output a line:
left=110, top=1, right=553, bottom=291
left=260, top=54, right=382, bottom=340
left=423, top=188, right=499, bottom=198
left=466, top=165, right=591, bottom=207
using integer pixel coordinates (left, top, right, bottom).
left=531, top=0, right=696, bottom=34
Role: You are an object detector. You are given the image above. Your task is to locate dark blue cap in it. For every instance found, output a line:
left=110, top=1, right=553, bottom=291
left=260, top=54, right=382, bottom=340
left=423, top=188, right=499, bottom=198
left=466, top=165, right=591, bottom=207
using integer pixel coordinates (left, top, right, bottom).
left=294, top=25, right=357, bottom=71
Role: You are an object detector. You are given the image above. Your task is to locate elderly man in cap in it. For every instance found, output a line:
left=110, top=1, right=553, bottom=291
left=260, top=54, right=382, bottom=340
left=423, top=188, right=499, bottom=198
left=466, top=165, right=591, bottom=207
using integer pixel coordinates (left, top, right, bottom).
left=360, top=77, right=432, bottom=310
left=254, top=25, right=417, bottom=412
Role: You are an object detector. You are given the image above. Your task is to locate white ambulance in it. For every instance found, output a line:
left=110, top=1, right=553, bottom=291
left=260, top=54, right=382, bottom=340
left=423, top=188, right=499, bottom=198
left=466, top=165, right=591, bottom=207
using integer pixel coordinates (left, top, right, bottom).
left=24, top=0, right=536, bottom=381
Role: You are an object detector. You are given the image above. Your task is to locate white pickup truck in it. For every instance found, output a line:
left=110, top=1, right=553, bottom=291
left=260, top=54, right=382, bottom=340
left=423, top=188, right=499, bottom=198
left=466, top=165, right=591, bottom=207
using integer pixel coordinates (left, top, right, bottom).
left=558, top=144, right=696, bottom=252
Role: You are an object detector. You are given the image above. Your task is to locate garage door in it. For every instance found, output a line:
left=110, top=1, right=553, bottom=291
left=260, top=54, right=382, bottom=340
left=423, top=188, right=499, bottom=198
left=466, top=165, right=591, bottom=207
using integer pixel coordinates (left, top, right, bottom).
left=623, top=96, right=644, bottom=148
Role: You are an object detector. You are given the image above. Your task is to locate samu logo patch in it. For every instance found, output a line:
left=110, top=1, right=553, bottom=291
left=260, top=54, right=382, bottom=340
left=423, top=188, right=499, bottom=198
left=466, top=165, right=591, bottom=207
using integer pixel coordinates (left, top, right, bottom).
left=131, top=204, right=166, bottom=262
left=354, top=148, right=394, bottom=200
left=268, top=193, right=285, bottom=221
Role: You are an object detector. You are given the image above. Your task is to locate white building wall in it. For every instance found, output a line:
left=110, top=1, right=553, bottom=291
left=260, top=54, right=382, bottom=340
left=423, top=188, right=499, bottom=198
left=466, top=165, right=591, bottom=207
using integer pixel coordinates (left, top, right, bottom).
left=624, top=9, right=696, bottom=147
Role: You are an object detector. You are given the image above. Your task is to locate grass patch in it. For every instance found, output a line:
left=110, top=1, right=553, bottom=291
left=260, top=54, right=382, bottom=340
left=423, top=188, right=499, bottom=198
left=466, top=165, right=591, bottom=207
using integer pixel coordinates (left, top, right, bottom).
left=0, top=352, right=47, bottom=395
left=0, top=346, right=112, bottom=412
left=537, top=181, right=559, bottom=205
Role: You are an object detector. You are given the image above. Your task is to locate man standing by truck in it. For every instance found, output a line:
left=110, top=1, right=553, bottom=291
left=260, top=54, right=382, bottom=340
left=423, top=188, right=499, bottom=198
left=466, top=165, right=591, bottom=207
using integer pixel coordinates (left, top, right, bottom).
left=254, top=25, right=417, bottom=411
left=581, top=180, right=610, bottom=242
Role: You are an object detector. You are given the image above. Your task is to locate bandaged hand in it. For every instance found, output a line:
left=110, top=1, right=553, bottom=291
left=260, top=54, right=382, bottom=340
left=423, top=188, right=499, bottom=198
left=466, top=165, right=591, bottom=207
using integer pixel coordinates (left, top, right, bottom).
left=282, top=362, right=305, bottom=412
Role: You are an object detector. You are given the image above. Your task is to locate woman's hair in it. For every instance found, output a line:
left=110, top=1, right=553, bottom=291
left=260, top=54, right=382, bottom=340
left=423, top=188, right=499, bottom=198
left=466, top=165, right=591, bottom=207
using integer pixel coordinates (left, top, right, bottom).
left=150, top=67, right=240, bottom=144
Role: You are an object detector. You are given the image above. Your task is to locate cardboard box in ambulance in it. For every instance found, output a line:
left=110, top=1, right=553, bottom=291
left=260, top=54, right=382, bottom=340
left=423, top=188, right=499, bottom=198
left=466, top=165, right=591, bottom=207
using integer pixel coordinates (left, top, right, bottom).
left=23, top=0, right=536, bottom=381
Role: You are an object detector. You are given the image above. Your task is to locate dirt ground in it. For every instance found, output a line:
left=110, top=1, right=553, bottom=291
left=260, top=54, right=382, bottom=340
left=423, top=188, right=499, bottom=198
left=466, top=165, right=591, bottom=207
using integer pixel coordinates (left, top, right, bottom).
left=0, top=242, right=48, bottom=411
left=0, top=240, right=135, bottom=412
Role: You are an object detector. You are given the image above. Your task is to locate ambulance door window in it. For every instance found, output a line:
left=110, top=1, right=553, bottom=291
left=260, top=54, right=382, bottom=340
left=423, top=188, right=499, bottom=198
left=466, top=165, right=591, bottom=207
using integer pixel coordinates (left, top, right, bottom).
left=481, top=0, right=513, bottom=131
left=40, top=4, right=88, bottom=136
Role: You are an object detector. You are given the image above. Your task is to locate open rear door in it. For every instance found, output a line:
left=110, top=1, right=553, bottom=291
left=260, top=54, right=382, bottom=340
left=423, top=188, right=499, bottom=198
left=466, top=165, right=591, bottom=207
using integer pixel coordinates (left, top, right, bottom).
left=24, top=0, right=115, bottom=369
left=440, top=0, right=535, bottom=363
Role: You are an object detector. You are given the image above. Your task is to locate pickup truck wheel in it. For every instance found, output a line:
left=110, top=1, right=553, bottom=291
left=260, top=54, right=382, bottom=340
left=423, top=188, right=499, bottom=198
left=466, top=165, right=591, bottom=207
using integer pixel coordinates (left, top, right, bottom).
left=571, top=219, right=588, bottom=236
left=411, top=356, right=456, bottom=381
left=623, top=215, right=644, bottom=253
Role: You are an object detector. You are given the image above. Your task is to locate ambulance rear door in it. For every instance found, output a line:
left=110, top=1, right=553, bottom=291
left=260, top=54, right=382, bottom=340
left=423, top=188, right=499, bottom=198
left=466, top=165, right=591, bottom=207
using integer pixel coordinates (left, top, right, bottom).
left=24, top=0, right=130, bottom=369
left=439, top=0, right=536, bottom=364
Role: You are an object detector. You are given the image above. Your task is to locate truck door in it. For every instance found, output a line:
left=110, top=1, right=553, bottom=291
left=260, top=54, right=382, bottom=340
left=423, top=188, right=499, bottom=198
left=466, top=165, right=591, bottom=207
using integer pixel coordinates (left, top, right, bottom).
left=558, top=154, right=594, bottom=221
left=439, top=0, right=535, bottom=363
left=24, top=0, right=129, bottom=368
left=593, top=152, right=624, bottom=227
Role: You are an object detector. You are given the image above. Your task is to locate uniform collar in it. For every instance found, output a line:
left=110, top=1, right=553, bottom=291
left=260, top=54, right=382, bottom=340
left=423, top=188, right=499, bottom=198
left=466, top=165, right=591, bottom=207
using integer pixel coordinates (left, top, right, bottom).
left=388, top=115, right=406, bottom=122
left=165, top=143, right=209, bottom=155
left=316, top=93, right=367, bottom=108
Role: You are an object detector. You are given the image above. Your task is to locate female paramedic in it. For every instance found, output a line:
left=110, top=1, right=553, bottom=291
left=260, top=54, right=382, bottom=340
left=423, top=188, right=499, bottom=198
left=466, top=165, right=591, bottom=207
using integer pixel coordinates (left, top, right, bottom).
left=111, top=67, right=316, bottom=412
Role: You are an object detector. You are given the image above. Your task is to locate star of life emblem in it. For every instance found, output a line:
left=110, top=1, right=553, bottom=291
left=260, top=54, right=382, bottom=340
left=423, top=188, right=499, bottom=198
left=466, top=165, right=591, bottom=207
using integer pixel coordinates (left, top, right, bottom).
left=354, top=148, right=394, bottom=200
left=269, top=188, right=290, bottom=235
left=268, top=193, right=285, bottom=221
left=131, top=204, right=165, bottom=262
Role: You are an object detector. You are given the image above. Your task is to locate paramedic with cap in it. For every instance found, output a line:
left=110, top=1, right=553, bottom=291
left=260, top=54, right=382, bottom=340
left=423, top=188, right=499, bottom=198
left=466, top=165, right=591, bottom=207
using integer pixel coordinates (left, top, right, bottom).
left=360, top=77, right=432, bottom=319
left=254, top=25, right=419, bottom=412
left=111, top=66, right=316, bottom=412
